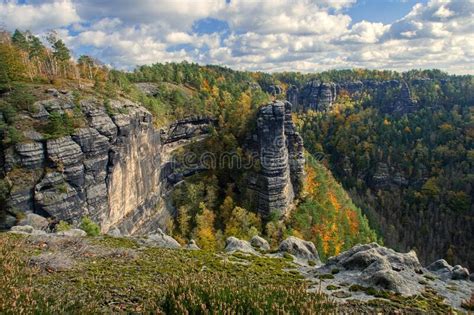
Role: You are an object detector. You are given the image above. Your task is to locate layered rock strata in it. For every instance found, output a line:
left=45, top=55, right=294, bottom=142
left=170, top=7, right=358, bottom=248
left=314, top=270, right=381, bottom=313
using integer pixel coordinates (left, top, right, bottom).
left=287, top=79, right=417, bottom=113
left=1, top=92, right=215, bottom=235
left=250, top=101, right=305, bottom=218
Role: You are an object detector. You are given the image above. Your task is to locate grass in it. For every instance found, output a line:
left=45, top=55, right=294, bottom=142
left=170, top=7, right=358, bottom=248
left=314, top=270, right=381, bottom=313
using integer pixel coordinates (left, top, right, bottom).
left=0, top=233, right=335, bottom=314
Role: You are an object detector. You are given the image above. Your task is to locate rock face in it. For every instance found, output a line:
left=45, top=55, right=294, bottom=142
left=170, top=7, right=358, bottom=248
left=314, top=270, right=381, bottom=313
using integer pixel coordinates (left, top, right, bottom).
left=17, top=213, right=49, bottom=230
left=250, top=101, right=305, bottom=218
left=250, top=235, right=270, bottom=251
left=1, top=92, right=215, bottom=235
left=428, top=259, right=470, bottom=280
left=139, top=229, right=181, bottom=249
left=265, top=85, right=282, bottom=96
left=311, top=243, right=473, bottom=309
left=278, top=236, right=320, bottom=262
left=288, top=79, right=417, bottom=114
left=225, top=237, right=257, bottom=254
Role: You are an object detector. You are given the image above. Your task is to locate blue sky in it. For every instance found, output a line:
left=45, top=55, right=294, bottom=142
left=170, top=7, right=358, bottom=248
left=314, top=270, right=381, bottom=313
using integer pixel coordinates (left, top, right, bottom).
left=1, top=0, right=472, bottom=74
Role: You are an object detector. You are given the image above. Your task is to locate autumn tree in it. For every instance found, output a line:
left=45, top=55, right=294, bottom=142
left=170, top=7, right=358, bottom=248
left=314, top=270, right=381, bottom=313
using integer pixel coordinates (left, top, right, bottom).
left=193, top=203, right=217, bottom=250
left=224, top=206, right=260, bottom=240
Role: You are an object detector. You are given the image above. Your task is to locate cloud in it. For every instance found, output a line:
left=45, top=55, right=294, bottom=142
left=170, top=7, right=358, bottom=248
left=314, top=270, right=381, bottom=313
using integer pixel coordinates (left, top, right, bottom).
left=0, top=0, right=472, bottom=74
left=0, top=0, right=80, bottom=32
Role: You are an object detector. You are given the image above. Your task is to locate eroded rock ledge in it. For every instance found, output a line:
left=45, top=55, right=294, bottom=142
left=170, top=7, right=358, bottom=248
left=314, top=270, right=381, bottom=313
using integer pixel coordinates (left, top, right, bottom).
left=1, top=91, right=214, bottom=234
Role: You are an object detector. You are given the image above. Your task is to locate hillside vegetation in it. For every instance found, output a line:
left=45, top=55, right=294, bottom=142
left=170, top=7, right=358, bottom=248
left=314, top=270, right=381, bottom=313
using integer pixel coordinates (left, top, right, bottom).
left=1, top=29, right=378, bottom=259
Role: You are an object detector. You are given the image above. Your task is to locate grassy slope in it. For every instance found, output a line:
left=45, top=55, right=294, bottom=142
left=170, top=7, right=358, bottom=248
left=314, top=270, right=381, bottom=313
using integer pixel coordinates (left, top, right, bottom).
left=0, top=233, right=460, bottom=314
left=0, top=233, right=334, bottom=314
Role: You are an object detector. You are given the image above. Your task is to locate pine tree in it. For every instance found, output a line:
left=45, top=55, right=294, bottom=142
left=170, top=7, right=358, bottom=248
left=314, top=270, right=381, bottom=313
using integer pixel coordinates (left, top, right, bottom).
left=11, top=30, right=29, bottom=51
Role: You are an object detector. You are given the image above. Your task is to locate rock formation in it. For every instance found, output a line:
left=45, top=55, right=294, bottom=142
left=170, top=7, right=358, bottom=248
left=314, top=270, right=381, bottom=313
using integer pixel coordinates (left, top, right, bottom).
left=249, top=101, right=305, bottom=218
left=278, top=236, right=320, bottom=262
left=311, top=242, right=473, bottom=309
left=1, top=91, right=215, bottom=235
left=288, top=79, right=418, bottom=114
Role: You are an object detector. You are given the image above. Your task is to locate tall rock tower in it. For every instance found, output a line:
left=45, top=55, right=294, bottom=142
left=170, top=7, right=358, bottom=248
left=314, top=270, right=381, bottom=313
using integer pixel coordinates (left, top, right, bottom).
left=252, top=101, right=305, bottom=218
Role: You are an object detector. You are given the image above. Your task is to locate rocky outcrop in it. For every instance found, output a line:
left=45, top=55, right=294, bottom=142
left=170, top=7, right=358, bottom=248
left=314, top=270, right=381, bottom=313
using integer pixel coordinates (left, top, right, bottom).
left=249, top=101, right=305, bottom=218
left=428, top=259, right=470, bottom=280
left=138, top=228, right=181, bottom=249
left=17, top=213, right=49, bottom=230
left=288, top=79, right=417, bottom=114
left=225, top=236, right=257, bottom=254
left=1, top=90, right=215, bottom=235
left=311, top=243, right=473, bottom=309
left=292, top=81, right=337, bottom=112
left=278, top=236, right=320, bottom=262
left=250, top=235, right=270, bottom=251
left=161, top=116, right=216, bottom=144
left=265, top=85, right=282, bottom=96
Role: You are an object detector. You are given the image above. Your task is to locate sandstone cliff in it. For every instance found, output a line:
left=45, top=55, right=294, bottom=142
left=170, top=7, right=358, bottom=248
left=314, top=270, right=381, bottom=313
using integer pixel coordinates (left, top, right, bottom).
left=1, top=90, right=214, bottom=234
left=288, top=79, right=417, bottom=113
left=249, top=101, right=305, bottom=218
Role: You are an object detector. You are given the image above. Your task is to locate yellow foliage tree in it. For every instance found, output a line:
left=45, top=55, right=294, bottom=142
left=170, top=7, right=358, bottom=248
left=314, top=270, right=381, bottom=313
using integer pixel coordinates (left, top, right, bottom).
left=224, top=206, right=260, bottom=240
left=194, top=203, right=217, bottom=250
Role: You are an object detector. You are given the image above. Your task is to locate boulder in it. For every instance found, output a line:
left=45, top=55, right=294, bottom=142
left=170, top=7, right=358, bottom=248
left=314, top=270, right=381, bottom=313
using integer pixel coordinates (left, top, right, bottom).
left=250, top=235, right=270, bottom=251
left=278, top=236, right=320, bottom=261
left=106, top=227, right=122, bottom=237
left=0, top=214, right=17, bottom=230
left=57, top=228, right=87, bottom=237
left=142, top=229, right=181, bottom=249
left=451, top=265, right=469, bottom=280
left=316, top=243, right=424, bottom=295
left=427, top=259, right=452, bottom=274
left=11, top=225, right=34, bottom=233
left=18, top=213, right=49, bottom=230
left=225, top=237, right=257, bottom=255
left=185, top=239, right=200, bottom=250
left=31, top=229, right=48, bottom=236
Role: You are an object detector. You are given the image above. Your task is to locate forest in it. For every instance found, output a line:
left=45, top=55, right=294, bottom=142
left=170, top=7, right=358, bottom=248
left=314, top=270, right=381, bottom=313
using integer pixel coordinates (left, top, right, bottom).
left=1, top=29, right=472, bottom=266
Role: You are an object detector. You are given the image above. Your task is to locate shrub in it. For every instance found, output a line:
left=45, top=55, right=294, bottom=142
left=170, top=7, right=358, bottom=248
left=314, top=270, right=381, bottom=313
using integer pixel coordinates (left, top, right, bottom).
left=3, top=126, right=24, bottom=145
left=44, top=112, right=74, bottom=139
left=79, top=217, right=100, bottom=236
left=7, top=85, right=36, bottom=111
left=56, top=221, right=71, bottom=232
left=0, top=100, right=18, bottom=123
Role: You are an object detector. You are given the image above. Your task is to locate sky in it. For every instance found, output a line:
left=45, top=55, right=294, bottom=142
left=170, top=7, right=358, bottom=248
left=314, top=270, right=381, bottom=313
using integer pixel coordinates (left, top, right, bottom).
left=0, top=0, right=473, bottom=74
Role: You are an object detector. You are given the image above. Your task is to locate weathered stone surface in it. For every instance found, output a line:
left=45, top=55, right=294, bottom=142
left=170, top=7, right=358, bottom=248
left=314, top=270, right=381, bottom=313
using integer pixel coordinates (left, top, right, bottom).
left=47, top=136, right=84, bottom=167
left=278, top=236, right=320, bottom=261
left=34, top=172, right=85, bottom=220
left=81, top=99, right=118, bottom=141
left=310, top=243, right=473, bottom=309
left=161, top=116, right=216, bottom=144
left=2, top=92, right=215, bottom=238
left=451, top=265, right=470, bottom=280
left=56, top=228, right=87, bottom=237
left=14, top=142, right=45, bottom=169
left=427, top=259, right=452, bottom=274
left=106, top=227, right=122, bottom=237
left=71, top=128, right=109, bottom=157
left=134, top=82, right=160, bottom=96
left=0, top=214, right=16, bottom=230
left=251, top=101, right=305, bottom=218
left=185, top=239, right=200, bottom=250
left=289, top=79, right=418, bottom=114
left=225, top=237, right=257, bottom=254
left=320, top=243, right=423, bottom=294
left=265, top=85, right=282, bottom=96
left=250, top=235, right=270, bottom=251
left=11, top=225, right=34, bottom=233
left=140, top=229, right=181, bottom=249
left=18, top=213, right=49, bottom=230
